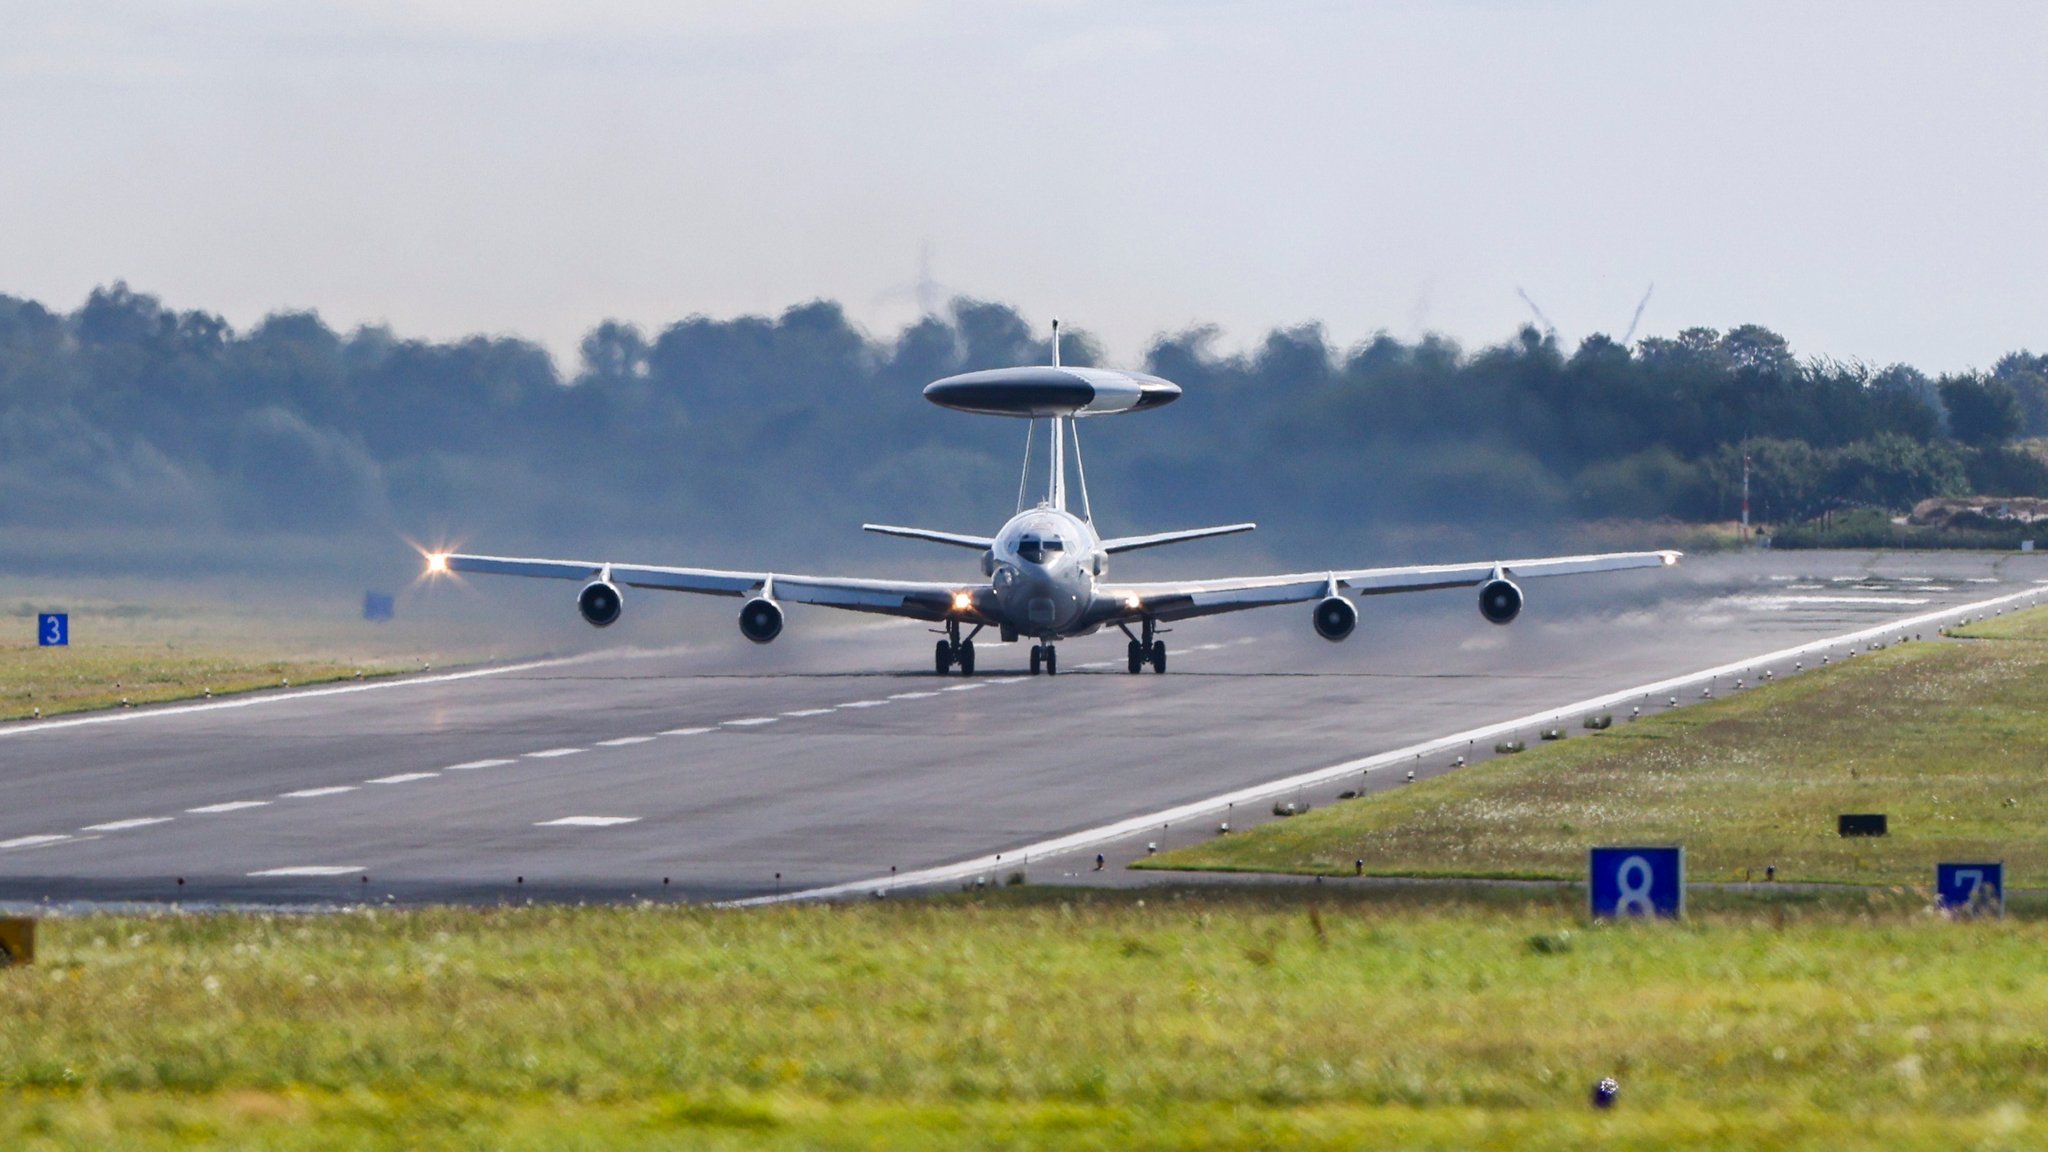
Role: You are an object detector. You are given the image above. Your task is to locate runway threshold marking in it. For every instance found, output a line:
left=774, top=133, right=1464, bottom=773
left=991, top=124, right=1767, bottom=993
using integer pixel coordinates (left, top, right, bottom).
left=248, top=866, right=363, bottom=877
left=367, top=773, right=439, bottom=785
left=535, top=816, right=640, bottom=827
left=731, top=583, right=2047, bottom=907
left=282, top=786, right=357, bottom=798
left=80, top=817, right=172, bottom=832
left=186, top=801, right=271, bottom=814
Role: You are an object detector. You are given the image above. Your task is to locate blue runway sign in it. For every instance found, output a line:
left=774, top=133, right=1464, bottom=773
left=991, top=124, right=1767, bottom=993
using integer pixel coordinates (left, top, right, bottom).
left=37, top=613, right=67, bottom=647
left=1589, top=846, right=1684, bottom=919
left=1936, top=862, right=2004, bottom=917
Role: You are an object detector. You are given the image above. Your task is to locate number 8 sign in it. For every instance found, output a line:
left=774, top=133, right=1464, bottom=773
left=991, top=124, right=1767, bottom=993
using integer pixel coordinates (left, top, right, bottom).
left=37, top=613, right=68, bottom=647
left=1590, top=846, right=1684, bottom=920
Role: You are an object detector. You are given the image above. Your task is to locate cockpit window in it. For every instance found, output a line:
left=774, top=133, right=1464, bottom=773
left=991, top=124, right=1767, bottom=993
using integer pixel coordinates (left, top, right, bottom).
left=1017, top=535, right=1065, bottom=564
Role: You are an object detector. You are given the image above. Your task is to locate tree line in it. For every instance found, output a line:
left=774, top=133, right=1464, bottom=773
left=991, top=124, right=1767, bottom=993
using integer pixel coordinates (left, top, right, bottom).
left=2, top=283, right=2044, bottom=572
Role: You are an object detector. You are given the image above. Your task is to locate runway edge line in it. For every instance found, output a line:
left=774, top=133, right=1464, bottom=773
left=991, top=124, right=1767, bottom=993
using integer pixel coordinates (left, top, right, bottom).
left=729, top=583, right=2046, bottom=906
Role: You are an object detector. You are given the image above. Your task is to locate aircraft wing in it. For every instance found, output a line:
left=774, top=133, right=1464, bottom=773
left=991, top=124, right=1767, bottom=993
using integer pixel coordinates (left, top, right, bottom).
left=1098, top=549, right=1680, bottom=623
left=437, top=553, right=991, bottom=623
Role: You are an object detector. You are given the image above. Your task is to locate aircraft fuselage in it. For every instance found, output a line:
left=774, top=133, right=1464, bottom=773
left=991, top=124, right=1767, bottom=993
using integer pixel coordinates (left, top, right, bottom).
left=986, top=505, right=1104, bottom=641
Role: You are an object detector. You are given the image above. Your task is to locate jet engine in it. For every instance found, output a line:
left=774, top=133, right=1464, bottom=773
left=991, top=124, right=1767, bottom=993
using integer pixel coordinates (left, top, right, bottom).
left=1477, top=577, right=1523, bottom=625
left=577, top=580, right=623, bottom=628
left=738, top=597, right=785, bottom=643
left=1312, top=595, right=1358, bottom=642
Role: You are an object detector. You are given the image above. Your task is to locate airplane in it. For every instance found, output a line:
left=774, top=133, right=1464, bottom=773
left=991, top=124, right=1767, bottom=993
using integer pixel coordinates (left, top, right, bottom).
left=424, top=322, right=1680, bottom=676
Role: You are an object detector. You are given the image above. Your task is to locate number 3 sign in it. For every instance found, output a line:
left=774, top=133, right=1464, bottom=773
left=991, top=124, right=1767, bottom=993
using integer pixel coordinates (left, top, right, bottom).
left=37, top=613, right=68, bottom=647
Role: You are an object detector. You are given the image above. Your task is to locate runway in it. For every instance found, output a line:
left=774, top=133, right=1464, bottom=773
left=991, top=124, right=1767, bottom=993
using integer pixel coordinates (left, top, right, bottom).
left=2, top=549, right=2043, bottom=907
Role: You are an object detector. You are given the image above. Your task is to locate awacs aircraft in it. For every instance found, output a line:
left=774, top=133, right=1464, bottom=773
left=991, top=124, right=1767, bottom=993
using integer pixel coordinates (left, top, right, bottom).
left=426, top=324, right=1679, bottom=676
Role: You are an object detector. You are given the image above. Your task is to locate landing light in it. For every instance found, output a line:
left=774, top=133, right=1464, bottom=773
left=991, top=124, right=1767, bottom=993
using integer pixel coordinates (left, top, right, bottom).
left=1125, top=593, right=1142, bottom=610
left=951, top=590, right=973, bottom=612
left=426, top=552, right=450, bottom=575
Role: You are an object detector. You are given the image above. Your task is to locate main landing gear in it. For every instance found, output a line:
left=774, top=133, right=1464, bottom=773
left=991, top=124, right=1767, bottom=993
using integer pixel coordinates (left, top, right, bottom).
left=934, top=621, right=978, bottom=676
left=1030, top=644, right=1058, bottom=676
left=1121, top=620, right=1167, bottom=673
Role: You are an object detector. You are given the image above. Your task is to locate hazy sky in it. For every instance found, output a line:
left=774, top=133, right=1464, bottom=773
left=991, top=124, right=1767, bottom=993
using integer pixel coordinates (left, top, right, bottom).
left=3, top=1, right=2044, bottom=372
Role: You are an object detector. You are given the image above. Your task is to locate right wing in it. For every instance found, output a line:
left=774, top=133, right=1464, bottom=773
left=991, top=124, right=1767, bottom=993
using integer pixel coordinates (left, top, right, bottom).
left=1096, top=549, right=1680, bottom=623
left=438, top=553, right=994, bottom=624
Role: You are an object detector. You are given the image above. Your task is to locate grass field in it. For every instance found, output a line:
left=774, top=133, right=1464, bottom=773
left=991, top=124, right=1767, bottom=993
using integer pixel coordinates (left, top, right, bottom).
left=4, top=887, right=2046, bottom=1150
left=1139, top=606, right=2048, bottom=886
left=0, top=594, right=504, bottom=722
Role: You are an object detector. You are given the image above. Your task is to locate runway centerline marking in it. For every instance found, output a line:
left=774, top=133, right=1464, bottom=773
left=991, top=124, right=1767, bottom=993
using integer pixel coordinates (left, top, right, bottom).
left=282, top=786, right=357, bottom=798
left=80, top=817, right=172, bottom=832
left=1, top=834, right=73, bottom=850
left=445, top=759, right=513, bottom=770
left=839, top=700, right=889, bottom=708
left=186, top=801, right=271, bottom=814
left=248, top=866, right=363, bottom=877
left=367, top=772, right=439, bottom=785
left=526, top=748, right=585, bottom=758
left=723, top=718, right=778, bottom=727
left=888, top=691, right=940, bottom=700
left=660, top=727, right=713, bottom=736
left=782, top=708, right=837, bottom=717
left=941, top=683, right=985, bottom=692
left=596, top=736, right=656, bottom=747
left=536, top=816, right=641, bottom=827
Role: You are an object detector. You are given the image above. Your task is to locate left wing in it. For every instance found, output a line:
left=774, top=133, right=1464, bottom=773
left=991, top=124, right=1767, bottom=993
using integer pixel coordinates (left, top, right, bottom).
left=438, top=553, right=994, bottom=623
left=1094, top=549, right=1680, bottom=623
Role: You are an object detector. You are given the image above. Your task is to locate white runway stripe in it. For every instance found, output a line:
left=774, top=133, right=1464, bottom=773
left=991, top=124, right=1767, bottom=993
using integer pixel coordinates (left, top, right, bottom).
left=723, top=717, right=778, bottom=727
left=1, top=834, right=72, bottom=849
left=81, top=817, right=172, bottom=832
left=781, top=708, right=836, bottom=717
left=525, top=748, right=584, bottom=758
left=839, top=700, right=889, bottom=708
left=660, top=727, right=713, bottom=736
left=248, top=865, right=363, bottom=877
left=445, top=758, right=513, bottom=770
left=282, top=786, right=357, bottom=798
left=367, top=772, right=439, bottom=784
left=597, top=736, right=656, bottom=746
left=888, top=691, right=940, bottom=700
left=535, top=815, right=640, bottom=827
left=186, top=801, right=270, bottom=814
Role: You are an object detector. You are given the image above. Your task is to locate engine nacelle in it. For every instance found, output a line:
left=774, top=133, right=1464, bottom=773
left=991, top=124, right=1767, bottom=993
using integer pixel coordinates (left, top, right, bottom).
left=738, top=597, right=784, bottom=643
left=1312, top=595, right=1358, bottom=642
left=577, top=580, right=623, bottom=628
left=1478, top=577, right=1523, bottom=625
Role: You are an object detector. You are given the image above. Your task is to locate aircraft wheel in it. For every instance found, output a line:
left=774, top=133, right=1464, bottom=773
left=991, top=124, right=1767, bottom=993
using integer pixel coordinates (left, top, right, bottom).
left=935, top=639, right=954, bottom=674
left=1127, top=639, right=1144, bottom=674
left=1046, top=645, right=1058, bottom=676
left=1150, top=640, right=1167, bottom=674
left=1030, top=645, right=1043, bottom=675
left=957, top=640, right=975, bottom=676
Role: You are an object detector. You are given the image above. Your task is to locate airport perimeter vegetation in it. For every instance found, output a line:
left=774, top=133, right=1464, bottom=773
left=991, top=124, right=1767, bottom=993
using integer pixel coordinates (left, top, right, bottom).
left=6, top=608, right=2048, bottom=1144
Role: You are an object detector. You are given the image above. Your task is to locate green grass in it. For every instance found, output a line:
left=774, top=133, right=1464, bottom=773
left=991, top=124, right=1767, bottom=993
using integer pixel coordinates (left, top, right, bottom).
left=0, top=597, right=488, bottom=722
left=1143, top=606, right=2048, bottom=886
left=4, top=890, right=2048, bottom=1149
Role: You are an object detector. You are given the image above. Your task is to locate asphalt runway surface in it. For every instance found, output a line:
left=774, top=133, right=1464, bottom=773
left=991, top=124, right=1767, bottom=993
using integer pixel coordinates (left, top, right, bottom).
left=3, top=549, right=2044, bottom=907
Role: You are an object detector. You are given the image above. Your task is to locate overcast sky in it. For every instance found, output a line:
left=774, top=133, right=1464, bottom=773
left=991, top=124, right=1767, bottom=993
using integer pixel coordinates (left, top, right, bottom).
left=2, top=1, right=2044, bottom=373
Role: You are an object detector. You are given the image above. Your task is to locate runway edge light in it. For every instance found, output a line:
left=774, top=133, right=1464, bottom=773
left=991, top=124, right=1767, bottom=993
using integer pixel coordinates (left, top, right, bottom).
left=0, top=917, right=35, bottom=966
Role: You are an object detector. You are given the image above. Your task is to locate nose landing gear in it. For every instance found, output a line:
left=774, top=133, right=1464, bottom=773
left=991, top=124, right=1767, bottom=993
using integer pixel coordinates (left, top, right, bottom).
left=1030, top=644, right=1058, bottom=675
